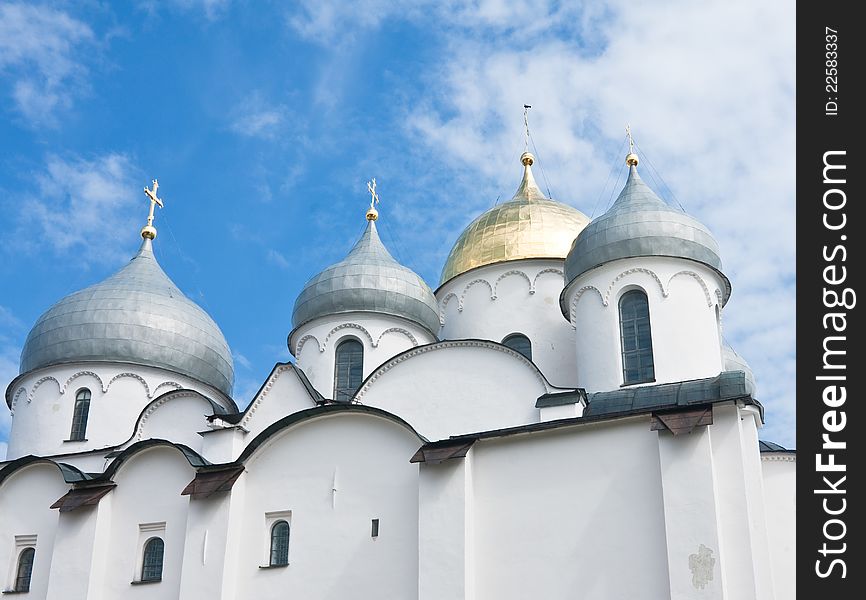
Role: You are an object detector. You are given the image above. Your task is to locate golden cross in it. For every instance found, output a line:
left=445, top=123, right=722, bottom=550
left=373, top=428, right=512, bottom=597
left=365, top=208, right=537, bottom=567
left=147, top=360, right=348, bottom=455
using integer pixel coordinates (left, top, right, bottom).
left=626, top=124, right=635, bottom=154
left=366, top=178, right=379, bottom=209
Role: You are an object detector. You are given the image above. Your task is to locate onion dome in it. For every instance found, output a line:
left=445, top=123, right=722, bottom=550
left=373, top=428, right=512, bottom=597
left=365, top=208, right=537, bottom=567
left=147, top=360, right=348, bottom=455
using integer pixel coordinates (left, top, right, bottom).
left=291, top=211, right=440, bottom=336
left=20, top=237, right=235, bottom=395
left=439, top=152, right=590, bottom=286
left=723, top=343, right=756, bottom=396
left=564, top=159, right=730, bottom=302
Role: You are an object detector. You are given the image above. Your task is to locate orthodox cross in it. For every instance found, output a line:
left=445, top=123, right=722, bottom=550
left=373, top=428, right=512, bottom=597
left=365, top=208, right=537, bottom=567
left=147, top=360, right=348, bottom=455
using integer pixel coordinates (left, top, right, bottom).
left=523, top=104, right=532, bottom=151
left=626, top=124, right=635, bottom=155
left=366, top=178, right=379, bottom=210
left=143, top=179, right=164, bottom=226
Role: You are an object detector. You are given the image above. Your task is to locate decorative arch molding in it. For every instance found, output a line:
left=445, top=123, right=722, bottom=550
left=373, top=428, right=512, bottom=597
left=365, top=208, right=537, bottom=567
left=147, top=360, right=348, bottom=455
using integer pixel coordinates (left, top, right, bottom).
left=353, top=339, right=551, bottom=403
left=322, top=323, right=375, bottom=350
left=375, top=327, right=419, bottom=348
left=667, top=270, right=714, bottom=307
left=151, top=381, right=183, bottom=398
left=438, top=293, right=459, bottom=325
left=532, top=268, right=565, bottom=291
left=10, top=387, right=27, bottom=413
left=134, top=390, right=202, bottom=441
left=61, top=370, right=105, bottom=395
left=28, top=376, right=61, bottom=403
left=493, top=270, right=532, bottom=298
left=715, top=289, right=724, bottom=306
left=105, top=372, right=150, bottom=398
left=605, top=268, right=667, bottom=304
left=240, top=365, right=294, bottom=429
left=568, top=285, right=607, bottom=324
left=294, top=334, right=322, bottom=357
left=459, top=278, right=495, bottom=310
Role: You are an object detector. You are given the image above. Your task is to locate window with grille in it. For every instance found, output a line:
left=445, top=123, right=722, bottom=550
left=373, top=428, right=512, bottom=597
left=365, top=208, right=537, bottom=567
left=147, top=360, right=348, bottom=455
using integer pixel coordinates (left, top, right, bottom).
left=70, top=388, right=91, bottom=441
left=269, top=520, right=290, bottom=566
left=334, top=339, right=363, bottom=402
left=502, top=333, right=532, bottom=361
left=619, top=290, right=655, bottom=384
left=15, top=547, right=35, bottom=592
left=141, top=537, right=164, bottom=581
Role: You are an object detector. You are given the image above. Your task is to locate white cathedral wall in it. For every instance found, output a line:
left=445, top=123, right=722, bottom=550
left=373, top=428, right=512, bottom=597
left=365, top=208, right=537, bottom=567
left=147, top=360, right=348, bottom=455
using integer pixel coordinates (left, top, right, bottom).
left=468, top=418, right=671, bottom=600
left=356, top=342, right=549, bottom=441
left=291, top=312, right=436, bottom=400
left=761, top=453, right=796, bottom=600
left=230, top=412, right=421, bottom=599
left=566, top=256, right=727, bottom=392
left=0, top=463, right=64, bottom=597
left=98, top=446, right=194, bottom=599
left=5, top=363, right=234, bottom=460
left=437, top=260, right=577, bottom=388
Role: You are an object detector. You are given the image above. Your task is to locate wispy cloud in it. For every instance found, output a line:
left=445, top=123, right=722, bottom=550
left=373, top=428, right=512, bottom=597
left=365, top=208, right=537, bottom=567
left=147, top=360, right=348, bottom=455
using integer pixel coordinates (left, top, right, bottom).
left=233, top=350, right=252, bottom=370
left=229, top=93, right=288, bottom=140
left=266, top=249, right=292, bottom=270
left=137, top=0, right=231, bottom=21
left=0, top=2, right=96, bottom=125
left=0, top=305, right=24, bottom=454
left=12, top=153, right=141, bottom=267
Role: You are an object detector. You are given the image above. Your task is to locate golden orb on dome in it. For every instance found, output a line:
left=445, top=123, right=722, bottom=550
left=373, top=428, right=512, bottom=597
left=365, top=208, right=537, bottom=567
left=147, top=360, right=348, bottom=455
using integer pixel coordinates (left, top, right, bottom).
left=439, top=155, right=590, bottom=286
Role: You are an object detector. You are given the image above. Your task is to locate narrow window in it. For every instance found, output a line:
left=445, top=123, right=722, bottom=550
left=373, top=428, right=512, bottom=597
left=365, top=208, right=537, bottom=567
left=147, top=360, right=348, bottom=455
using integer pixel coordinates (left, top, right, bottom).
left=334, top=339, right=364, bottom=402
left=69, top=388, right=91, bottom=441
left=503, top=333, right=532, bottom=361
left=15, top=547, right=35, bottom=592
left=371, top=518, right=380, bottom=538
left=269, top=521, right=290, bottom=566
left=141, top=537, right=164, bottom=582
left=619, top=290, right=655, bottom=384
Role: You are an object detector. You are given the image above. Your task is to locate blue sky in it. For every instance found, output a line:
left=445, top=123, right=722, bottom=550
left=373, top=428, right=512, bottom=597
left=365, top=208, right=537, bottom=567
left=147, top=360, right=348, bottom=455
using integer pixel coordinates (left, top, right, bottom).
left=0, top=0, right=796, bottom=456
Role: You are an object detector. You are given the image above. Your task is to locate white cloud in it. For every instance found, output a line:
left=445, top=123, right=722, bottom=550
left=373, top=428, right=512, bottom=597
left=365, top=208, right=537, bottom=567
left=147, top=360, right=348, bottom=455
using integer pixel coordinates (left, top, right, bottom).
left=0, top=305, right=23, bottom=452
left=233, top=350, right=253, bottom=370
left=0, top=2, right=95, bottom=125
left=229, top=93, right=288, bottom=139
left=289, top=0, right=796, bottom=446
left=137, top=0, right=231, bottom=21
left=266, top=249, right=292, bottom=270
left=13, top=153, right=141, bottom=267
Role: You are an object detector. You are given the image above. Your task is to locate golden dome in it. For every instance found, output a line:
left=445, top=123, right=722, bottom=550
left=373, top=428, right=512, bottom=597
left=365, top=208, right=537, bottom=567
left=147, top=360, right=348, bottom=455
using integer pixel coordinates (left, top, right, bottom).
left=439, top=152, right=590, bottom=285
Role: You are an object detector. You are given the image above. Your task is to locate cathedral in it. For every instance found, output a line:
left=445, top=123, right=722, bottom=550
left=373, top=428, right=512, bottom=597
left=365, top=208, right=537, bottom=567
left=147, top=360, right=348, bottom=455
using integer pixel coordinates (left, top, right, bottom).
left=0, top=143, right=794, bottom=599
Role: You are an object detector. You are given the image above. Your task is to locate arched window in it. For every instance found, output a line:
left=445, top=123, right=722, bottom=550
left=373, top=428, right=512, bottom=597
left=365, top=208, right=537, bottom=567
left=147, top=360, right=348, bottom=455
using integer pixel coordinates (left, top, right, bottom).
left=15, top=547, right=35, bottom=592
left=619, top=290, right=655, bottom=384
left=141, top=537, right=164, bottom=582
left=334, top=339, right=364, bottom=402
left=269, top=520, right=290, bottom=566
left=70, top=388, right=91, bottom=441
left=502, top=333, right=532, bottom=361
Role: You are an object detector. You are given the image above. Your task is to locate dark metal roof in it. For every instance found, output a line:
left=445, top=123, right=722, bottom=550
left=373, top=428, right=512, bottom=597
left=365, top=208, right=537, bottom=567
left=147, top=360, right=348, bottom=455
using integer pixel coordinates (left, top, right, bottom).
left=759, top=440, right=794, bottom=453
left=583, top=371, right=756, bottom=419
left=535, top=389, right=587, bottom=408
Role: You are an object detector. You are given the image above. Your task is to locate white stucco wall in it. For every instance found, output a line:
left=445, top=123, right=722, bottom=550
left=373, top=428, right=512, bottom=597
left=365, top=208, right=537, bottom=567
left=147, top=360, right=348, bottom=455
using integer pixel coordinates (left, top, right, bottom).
left=0, top=463, right=65, bottom=597
left=5, top=362, right=234, bottom=460
left=761, top=454, right=796, bottom=600
left=357, top=341, right=552, bottom=441
left=565, top=256, right=727, bottom=392
left=290, top=312, right=436, bottom=400
left=469, top=418, right=671, bottom=600
left=437, top=260, right=577, bottom=388
left=231, top=411, right=421, bottom=599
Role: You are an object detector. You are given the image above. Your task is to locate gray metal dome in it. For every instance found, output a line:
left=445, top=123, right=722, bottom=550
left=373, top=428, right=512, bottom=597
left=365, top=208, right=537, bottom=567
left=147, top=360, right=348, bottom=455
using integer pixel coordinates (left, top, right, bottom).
left=20, top=238, right=235, bottom=395
left=564, top=166, right=730, bottom=301
left=723, top=343, right=756, bottom=397
left=292, top=219, right=440, bottom=336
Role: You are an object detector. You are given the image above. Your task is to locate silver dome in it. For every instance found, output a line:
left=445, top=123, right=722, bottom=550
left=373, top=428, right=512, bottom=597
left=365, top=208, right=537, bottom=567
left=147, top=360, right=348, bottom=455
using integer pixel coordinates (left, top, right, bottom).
left=20, top=238, right=234, bottom=395
left=292, top=219, right=440, bottom=336
left=564, top=166, right=729, bottom=301
left=722, top=344, right=756, bottom=397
